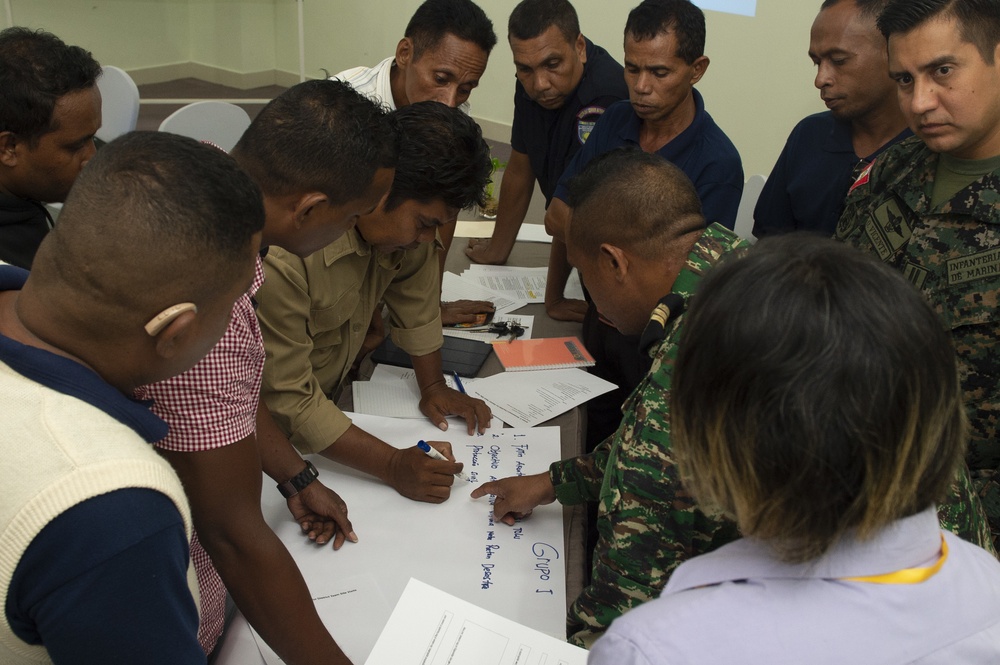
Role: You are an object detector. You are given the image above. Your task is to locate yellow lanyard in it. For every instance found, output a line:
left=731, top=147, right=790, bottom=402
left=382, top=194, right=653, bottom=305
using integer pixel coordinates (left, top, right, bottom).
left=841, top=536, right=948, bottom=585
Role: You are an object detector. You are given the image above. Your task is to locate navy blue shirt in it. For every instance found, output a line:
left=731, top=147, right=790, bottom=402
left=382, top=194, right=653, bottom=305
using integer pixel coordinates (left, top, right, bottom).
left=0, top=193, right=51, bottom=270
left=753, top=111, right=912, bottom=238
left=0, top=266, right=205, bottom=664
left=510, top=38, right=628, bottom=204
left=553, top=90, right=744, bottom=229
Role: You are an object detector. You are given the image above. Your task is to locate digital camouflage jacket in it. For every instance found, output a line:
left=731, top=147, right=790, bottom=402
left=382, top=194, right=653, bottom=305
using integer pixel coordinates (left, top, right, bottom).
left=837, top=136, right=999, bottom=552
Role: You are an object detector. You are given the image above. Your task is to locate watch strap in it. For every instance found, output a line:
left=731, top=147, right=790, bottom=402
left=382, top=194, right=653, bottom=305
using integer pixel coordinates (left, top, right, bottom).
left=277, top=460, right=319, bottom=499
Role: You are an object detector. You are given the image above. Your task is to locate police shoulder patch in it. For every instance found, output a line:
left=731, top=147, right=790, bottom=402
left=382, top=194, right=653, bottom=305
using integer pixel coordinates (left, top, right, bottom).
left=576, top=105, right=606, bottom=145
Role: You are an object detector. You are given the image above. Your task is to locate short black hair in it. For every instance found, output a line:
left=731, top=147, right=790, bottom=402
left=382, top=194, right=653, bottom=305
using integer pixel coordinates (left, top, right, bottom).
left=820, top=0, right=891, bottom=21
left=0, top=27, right=101, bottom=144
left=567, top=147, right=704, bottom=259
left=625, top=0, right=705, bottom=64
left=509, top=0, right=581, bottom=44
left=384, top=101, right=491, bottom=212
left=672, top=235, right=966, bottom=563
left=878, top=0, right=1000, bottom=64
left=47, top=132, right=264, bottom=316
left=231, top=80, right=398, bottom=204
left=406, top=0, right=498, bottom=59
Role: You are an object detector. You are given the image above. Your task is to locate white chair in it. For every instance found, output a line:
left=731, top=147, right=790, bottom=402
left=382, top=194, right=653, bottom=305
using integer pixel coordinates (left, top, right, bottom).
left=95, top=66, right=140, bottom=144
left=733, top=173, right=766, bottom=244
left=158, top=101, right=251, bottom=153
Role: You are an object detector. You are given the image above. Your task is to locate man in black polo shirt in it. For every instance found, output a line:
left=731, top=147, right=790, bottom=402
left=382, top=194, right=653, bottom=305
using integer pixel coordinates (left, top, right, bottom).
left=466, top=0, right=627, bottom=265
left=0, top=28, right=101, bottom=269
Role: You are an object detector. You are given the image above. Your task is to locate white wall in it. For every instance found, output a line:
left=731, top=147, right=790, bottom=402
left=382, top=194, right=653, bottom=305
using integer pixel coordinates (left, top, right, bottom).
left=7, top=0, right=828, bottom=176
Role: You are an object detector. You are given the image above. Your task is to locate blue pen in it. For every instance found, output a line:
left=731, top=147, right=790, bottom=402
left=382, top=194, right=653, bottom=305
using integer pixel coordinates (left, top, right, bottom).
left=452, top=371, right=467, bottom=394
left=417, top=440, right=471, bottom=482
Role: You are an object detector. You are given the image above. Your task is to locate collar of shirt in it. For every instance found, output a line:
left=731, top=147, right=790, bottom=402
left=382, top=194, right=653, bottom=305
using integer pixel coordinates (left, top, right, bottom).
left=823, top=114, right=856, bottom=155
left=0, top=191, right=51, bottom=226
left=571, top=37, right=600, bottom=107
left=823, top=114, right=914, bottom=162
left=665, top=507, right=943, bottom=594
left=0, top=265, right=168, bottom=442
left=616, top=88, right=707, bottom=162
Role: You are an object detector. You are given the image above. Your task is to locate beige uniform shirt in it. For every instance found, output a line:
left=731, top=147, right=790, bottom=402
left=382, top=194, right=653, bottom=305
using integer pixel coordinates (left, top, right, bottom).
left=257, top=229, right=443, bottom=454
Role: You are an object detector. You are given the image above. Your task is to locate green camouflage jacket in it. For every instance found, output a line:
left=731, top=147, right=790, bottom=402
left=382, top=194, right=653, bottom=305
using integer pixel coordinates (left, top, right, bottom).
left=549, top=224, right=743, bottom=648
left=837, top=136, right=1000, bottom=550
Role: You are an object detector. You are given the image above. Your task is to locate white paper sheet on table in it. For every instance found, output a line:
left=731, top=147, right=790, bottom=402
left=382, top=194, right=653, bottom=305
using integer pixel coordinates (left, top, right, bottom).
left=365, top=578, right=587, bottom=665
left=514, top=223, right=552, bottom=243
left=215, top=415, right=567, bottom=664
left=467, top=368, right=617, bottom=428
left=461, top=266, right=548, bottom=302
left=441, top=272, right=526, bottom=315
left=454, top=220, right=552, bottom=244
left=250, top=574, right=390, bottom=665
left=354, top=366, right=507, bottom=425
left=461, top=265, right=584, bottom=302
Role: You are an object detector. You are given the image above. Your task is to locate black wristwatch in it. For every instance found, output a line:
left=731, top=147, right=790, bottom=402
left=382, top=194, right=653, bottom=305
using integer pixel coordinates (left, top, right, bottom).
left=277, top=460, right=319, bottom=498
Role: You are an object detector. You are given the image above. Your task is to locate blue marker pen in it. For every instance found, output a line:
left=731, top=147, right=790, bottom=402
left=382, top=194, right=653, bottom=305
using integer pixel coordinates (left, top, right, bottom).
left=417, top=440, right=471, bottom=482
left=452, top=371, right=467, bottom=395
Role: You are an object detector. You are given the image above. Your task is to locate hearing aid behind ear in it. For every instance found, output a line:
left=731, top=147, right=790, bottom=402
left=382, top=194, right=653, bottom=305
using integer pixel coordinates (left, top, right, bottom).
left=144, top=303, right=198, bottom=336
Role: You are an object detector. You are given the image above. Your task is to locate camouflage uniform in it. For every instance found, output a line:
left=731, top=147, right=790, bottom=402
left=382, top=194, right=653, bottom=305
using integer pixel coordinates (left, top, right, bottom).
left=549, top=225, right=743, bottom=648
left=837, top=136, right=1000, bottom=552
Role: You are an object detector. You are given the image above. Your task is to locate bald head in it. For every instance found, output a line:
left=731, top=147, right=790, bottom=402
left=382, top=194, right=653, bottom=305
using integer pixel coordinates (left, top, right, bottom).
left=31, top=131, right=264, bottom=338
left=567, top=147, right=704, bottom=260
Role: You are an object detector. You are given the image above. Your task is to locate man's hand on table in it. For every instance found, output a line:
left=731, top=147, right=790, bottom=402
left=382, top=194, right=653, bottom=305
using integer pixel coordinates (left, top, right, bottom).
left=546, top=296, right=588, bottom=322
left=441, top=299, right=495, bottom=326
left=386, top=440, right=463, bottom=503
left=470, top=472, right=557, bottom=526
left=465, top=237, right=512, bottom=265
left=420, top=382, right=492, bottom=435
left=286, top=480, right=357, bottom=550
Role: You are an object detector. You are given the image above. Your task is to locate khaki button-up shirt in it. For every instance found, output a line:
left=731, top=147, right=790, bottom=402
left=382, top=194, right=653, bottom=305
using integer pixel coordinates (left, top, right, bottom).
left=257, top=229, right=443, bottom=454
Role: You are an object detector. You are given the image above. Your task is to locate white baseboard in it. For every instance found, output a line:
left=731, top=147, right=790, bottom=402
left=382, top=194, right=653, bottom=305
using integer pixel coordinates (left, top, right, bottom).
left=123, top=64, right=516, bottom=144
left=126, top=62, right=302, bottom=90
left=471, top=116, right=512, bottom=145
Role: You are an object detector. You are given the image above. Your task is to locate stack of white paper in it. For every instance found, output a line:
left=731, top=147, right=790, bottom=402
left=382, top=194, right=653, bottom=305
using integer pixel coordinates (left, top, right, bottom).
left=366, top=578, right=587, bottom=665
left=467, top=368, right=617, bottom=428
left=454, top=220, right=553, bottom=244
left=461, top=265, right=585, bottom=302
left=352, top=365, right=506, bottom=426
left=441, top=272, right=526, bottom=315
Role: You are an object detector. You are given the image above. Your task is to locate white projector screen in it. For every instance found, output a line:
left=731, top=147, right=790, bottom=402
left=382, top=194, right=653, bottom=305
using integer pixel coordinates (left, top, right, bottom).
left=692, top=0, right=757, bottom=16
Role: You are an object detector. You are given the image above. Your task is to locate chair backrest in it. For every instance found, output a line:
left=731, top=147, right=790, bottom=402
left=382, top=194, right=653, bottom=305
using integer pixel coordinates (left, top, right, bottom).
left=158, top=101, right=251, bottom=153
left=733, top=174, right=766, bottom=244
left=95, top=65, right=140, bottom=144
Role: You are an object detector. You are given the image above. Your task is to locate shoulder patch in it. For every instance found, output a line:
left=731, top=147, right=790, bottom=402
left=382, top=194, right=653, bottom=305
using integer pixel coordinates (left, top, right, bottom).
left=848, top=161, right=874, bottom=194
left=576, top=105, right=606, bottom=145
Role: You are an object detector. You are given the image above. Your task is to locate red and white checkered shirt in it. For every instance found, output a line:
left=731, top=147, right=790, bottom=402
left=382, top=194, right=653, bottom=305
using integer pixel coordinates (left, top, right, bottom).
left=134, top=255, right=266, bottom=654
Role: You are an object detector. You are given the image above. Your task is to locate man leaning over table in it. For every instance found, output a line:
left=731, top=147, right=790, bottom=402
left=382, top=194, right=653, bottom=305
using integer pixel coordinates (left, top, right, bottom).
left=258, top=102, right=493, bottom=504
left=465, top=0, right=627, bottom=266
left=546, top=0, right=744, bottom=457
left=473, top=147, right=994, bottom=649
left=134, top=81, right=397, bottom=663
left=333, top=0, right=498, bottom=326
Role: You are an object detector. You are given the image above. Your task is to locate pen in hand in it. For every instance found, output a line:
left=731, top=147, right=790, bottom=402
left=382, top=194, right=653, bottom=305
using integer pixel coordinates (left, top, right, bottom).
left=452, top=371, right=467, bottom=395
left=418, top=440, right=471, bottom=482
